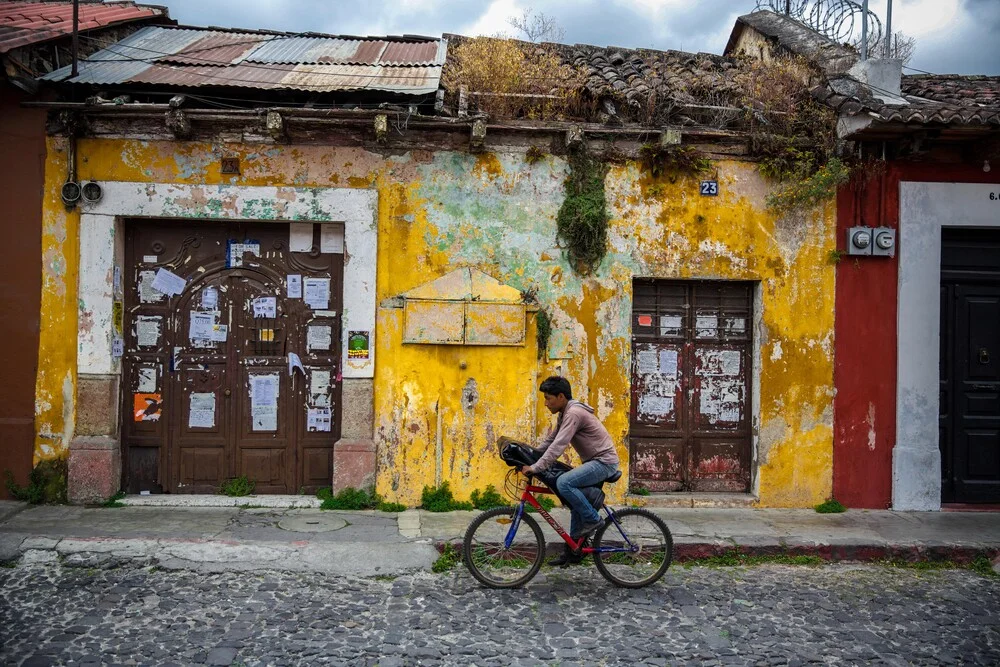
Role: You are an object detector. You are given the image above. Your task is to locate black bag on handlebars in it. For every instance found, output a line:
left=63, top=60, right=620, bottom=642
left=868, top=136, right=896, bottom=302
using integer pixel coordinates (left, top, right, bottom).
left=498, top=437, right=606, bottom=510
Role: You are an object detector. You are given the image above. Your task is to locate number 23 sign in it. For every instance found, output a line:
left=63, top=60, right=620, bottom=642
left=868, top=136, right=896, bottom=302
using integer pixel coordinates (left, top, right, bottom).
left=700, top=180, right=719, bottom=196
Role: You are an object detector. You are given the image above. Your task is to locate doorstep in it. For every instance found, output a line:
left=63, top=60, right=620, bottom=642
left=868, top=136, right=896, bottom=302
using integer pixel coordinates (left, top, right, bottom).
left=119, top=494, right=321, bottom=508
left=627, top=492, right=758, bottom=509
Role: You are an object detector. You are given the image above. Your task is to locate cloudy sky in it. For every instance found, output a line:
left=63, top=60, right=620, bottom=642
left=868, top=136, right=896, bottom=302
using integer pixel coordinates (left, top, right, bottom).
left=151, top=0, right=999, bottom=75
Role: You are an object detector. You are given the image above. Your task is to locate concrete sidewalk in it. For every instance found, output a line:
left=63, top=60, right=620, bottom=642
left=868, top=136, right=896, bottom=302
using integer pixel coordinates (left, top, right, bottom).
left=2, top=498, right=999, bottom=576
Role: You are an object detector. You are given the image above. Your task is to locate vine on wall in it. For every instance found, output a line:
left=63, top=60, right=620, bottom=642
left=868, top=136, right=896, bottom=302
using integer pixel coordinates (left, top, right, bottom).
left=556, top=146, right=610, bottom=275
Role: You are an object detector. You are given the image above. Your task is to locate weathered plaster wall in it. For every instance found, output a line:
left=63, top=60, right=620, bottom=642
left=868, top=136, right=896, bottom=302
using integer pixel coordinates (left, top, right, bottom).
left=35, top=138, right=79, bottom=463
left=37, top=138, right=836, bottom=506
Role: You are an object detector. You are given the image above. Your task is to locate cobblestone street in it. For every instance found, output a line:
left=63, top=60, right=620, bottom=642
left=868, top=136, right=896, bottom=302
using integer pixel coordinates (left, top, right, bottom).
left=1, top=561, right=998, bottom=666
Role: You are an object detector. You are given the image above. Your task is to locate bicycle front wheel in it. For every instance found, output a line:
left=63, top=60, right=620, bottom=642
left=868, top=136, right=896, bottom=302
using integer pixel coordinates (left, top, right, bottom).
left=463, top=506, right=545, bottom=588
left=593, top=508, right=673, bottom=588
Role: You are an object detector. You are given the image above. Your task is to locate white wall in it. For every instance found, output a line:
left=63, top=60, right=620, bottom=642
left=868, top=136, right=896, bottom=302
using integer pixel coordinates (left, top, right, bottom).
left=896, top=181, right=1000, bottom=510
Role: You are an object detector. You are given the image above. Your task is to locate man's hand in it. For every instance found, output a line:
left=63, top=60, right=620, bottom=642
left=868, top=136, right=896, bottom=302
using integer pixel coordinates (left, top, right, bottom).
left=520, top=466, right=533, bottom=476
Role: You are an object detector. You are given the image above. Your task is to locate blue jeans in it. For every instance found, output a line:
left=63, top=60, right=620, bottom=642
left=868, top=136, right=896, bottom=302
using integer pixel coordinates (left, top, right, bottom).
left=555, top=459, right=618, bottom=538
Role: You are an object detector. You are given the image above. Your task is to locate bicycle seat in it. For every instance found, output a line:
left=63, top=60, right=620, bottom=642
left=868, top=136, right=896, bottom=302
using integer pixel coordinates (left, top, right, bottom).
left=605, top=470, right=622, bottom=484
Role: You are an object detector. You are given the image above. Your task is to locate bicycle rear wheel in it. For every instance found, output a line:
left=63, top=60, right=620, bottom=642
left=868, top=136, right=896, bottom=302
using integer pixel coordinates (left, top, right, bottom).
left=593, top=508, right=673, bottom=588
left=463, top=506, right=545, bottom=588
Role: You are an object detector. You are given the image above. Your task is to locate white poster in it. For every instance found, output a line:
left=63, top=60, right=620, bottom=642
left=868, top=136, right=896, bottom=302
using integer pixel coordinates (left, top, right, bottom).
left=138, top=270, right=165, bottom=303
left=229, top=242, right=260, bottom=268
left=639, top=394, right=674, bottom=417
left=696, top=315, right=719, bottom=337
left=287, top=274, right=302, bottom=299
left=288, top=352, right=306, bottom=377
left=307, top=407, right=332, bottom=432
left=250, top=374, right=279, bottom=431
left=289, top=223, right=314, bottom=252
left=189, top=311, right=215, bottom=342
left=252, top=296, right=277, bottom=319
left=111, top=337, right=124, bottom=358
left=311, top=370, right=331, bottom=406
left=303, top=278, right=330, bottom=310
left=201, top=286, right=219, bottom=310
left=188, top=392, right=216, bottom=429
left=320, top=224, right=344, bottom=254
left=211, top=324, right=228, bottom=342
left=637, top=350, right=659, bottom=375
left=137, top=366, right=157, bottom=393
left=151, top=268, right=187, bottom=296
left=307, top=325, right=332, bottom=352
left=659, top=349, right=679, bottom=379
left=136, top=316, right=161, bottom=347
left=113, top=266, right=122, bottom=296
left=659, top=315, right=683, bottom=335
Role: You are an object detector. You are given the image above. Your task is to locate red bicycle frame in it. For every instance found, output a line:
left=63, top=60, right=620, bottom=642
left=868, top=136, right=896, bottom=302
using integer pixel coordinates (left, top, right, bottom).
left=520, top=484, right=593, bottom=553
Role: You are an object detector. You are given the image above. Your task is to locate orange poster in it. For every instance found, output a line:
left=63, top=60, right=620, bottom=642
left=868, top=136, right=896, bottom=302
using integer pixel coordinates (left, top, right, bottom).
left=133, top=393, right=162, bottom=422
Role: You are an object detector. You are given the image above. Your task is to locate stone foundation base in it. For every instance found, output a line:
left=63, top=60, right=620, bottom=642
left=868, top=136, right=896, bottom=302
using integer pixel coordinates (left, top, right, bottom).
left=333, top=439, right=375, bottom=492
left=68, top=436, right=120, bottom=505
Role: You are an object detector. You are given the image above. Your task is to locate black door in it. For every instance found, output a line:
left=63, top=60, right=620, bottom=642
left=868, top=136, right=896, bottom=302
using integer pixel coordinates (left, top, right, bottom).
left=940, top=229, right=1000, bottom=503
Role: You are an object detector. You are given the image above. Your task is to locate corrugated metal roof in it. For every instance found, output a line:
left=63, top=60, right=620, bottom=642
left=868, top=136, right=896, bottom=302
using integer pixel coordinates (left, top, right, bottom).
left=160, top=34, right=269, bottom=66
left=42, top=25, right=444, bottom=96
left=0, top=1, right=166, bottom=54
left=242, top=36, right=446, bottom=66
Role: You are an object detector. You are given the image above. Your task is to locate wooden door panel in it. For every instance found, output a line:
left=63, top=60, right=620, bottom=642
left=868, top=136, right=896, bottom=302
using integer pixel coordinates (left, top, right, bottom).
left=123, top=219, right=344, bottom=494
left=629, top=280, right=752, bottom=493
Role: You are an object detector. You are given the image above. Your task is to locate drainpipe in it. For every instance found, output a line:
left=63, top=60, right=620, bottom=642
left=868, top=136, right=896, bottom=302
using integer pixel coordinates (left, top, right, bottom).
left=884, top=0, right=893, bottom=58
left=435, top=399, right=443, bottom=487
left=71, top=0, right=79, bottom=78
left=861, top=0, right=869, bottom=61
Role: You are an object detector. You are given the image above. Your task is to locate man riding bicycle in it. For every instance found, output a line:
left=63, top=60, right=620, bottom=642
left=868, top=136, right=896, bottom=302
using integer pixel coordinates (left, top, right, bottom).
left=521, top=376, right=620, bottom=566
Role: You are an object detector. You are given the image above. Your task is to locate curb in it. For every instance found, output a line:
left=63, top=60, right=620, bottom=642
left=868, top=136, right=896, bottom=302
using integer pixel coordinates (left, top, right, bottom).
left=432, top=538, right=1000, bottom=565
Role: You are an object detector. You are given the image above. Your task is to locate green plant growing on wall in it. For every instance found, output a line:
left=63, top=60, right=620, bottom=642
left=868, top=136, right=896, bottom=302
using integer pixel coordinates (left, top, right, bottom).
left=556, top=146, right=609, bottom=274
left=535, top=308, right=552, bottom=360
left=525, top=145, right=546, bottom=164
left=4, top=458, right=68, bottom=505
left=638, top=143, right=711, bottom=180
left=766, top=157, right=852, bottom=214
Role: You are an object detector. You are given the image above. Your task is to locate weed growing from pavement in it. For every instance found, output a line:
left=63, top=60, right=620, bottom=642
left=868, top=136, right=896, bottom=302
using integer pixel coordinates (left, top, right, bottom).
left=683, top=550, right=824, bottom=568
left=101, top=491, right=126, bottom=508
left=421, top=481, right=474, bottom=512
left=630, top=484, right=651, bottom=496
left=318, top=486, right=406, bottom=512
left=236, top=504, right=267, bottom=509
left=470, top=485, right=507, bottom=510
left=372, top=574, right=399, bottom=581
left=814, top=499, right=847, bottom=513
left=219, top=475, right=255, bottom=497
left=432, top=543, right=461, bottom=573
left=970, top=555, right=999, bottom=578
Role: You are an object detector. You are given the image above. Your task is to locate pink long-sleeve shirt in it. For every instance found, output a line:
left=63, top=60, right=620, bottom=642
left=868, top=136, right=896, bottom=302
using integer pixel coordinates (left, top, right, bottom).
left=527, top=399, right=619, bottom=473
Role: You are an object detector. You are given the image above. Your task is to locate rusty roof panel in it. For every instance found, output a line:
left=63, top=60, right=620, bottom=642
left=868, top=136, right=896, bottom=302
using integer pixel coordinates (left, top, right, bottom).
left=159, top=33, right=270, bottom=66
left=126, top=62, right=294, bottom=88
left=42, top=25, right=444, bottom=96
left=380, top=40, right=443, bottom=66
left=283, top=64, right=440, bottom=94
left=0, top=0, right=166, bottom=53
left=244, top=36, right=443, bottom=65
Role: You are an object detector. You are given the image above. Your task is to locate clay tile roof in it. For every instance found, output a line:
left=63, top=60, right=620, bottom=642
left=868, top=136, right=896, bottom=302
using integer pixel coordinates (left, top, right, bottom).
left=0, top=1, right=167, bottom=54
left=816, top=73, right=1000, bottom=129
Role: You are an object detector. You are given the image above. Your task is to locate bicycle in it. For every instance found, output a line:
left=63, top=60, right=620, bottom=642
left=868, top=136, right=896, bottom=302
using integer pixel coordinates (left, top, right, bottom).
left=462, top=438, right=673, bottom=589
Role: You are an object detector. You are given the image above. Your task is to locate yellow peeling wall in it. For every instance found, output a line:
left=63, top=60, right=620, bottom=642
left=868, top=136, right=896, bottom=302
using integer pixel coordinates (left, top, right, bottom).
left=37, top=137, right=835, bottom=507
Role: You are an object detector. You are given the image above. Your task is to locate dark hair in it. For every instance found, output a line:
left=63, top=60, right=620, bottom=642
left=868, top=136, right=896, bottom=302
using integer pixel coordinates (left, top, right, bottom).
left=539, top=376, right=572, bottom=400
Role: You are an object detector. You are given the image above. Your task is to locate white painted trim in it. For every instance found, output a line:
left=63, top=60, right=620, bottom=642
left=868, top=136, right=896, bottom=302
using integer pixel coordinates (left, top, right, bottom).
left=895, top=181, right=1000, bottom=510
left=78, top=182, right=378, bottom=379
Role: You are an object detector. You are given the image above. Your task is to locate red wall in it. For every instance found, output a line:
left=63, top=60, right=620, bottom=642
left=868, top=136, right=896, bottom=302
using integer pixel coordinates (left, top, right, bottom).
left=0, top=88, right=45, bottom=498
left=833, top=159, right=1000, bottom=508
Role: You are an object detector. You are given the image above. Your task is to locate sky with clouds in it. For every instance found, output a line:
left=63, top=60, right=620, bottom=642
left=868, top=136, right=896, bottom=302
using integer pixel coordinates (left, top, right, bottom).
left=151, top=0, right=999, bottom=75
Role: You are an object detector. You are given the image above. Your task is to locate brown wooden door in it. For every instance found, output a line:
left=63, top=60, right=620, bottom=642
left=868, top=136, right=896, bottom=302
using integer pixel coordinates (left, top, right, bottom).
left=940, top=229, right=1000, bottom=503
left=629, top=280, right=752, bottom=492
left=122, top=220, right=343, bottom=494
